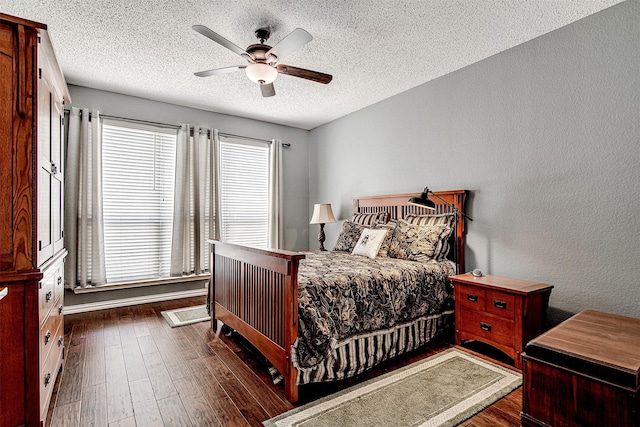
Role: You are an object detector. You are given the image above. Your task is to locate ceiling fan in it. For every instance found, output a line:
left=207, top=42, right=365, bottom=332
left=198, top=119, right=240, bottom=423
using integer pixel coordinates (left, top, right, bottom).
left=192, top=25, right=332, bottom=97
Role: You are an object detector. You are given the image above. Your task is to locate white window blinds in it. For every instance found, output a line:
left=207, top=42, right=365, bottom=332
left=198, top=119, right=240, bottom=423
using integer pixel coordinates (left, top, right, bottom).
left=101, top=119, right=177, bottom=282
left=219, top=138, right=269, bottom=247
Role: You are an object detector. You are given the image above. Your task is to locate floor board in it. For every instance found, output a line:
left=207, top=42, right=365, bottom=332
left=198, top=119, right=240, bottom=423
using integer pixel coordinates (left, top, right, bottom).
left=48, top=296, right=522, bottom=426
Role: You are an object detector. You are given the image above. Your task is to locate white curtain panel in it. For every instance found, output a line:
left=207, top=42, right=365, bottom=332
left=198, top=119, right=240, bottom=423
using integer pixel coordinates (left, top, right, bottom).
left=64, top=107, right=107, bottom=288
left=170, top=125, right=219, bottom=276
left=268, top=139, right=284, bottom=249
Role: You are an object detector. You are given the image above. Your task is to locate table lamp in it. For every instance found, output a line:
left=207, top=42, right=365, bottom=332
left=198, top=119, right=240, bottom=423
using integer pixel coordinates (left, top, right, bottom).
left=309, top=203, right=336, bottom=251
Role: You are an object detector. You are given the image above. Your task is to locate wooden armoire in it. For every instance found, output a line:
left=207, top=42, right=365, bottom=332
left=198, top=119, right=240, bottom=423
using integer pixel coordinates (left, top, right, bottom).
left=0, top=13, right=70, bottom=426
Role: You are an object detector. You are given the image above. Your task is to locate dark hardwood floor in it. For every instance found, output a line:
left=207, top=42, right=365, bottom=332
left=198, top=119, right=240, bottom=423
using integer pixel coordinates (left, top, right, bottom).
left=47, top=297, right=522, bottom=426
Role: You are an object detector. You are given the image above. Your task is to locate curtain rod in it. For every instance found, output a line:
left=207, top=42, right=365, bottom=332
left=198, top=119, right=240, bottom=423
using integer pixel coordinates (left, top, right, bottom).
left=219, top=132, right=290, bottom=148
left=69, top=110, right=291, bottom=148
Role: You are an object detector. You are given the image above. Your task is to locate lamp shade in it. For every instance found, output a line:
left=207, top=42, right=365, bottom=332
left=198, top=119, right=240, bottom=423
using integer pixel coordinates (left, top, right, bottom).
left=245, top=63, right=278, bottom=84
left=310, top=203, right=337, bottom=224
left=408, top=188, right=436, bottom=210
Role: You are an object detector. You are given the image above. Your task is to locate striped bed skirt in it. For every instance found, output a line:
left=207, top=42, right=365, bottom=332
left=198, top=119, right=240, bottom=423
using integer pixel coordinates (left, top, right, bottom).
left=293, top=310, right=454, bottom=385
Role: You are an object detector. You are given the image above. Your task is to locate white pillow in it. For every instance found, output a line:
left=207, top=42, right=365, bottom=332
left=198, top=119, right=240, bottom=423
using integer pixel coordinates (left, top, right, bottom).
left=351, top=228, right=388, bottom=259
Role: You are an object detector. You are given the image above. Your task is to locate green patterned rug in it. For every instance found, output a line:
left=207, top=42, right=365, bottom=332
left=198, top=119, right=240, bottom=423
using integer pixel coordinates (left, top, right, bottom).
left=264, top=348, right=521, bottom=427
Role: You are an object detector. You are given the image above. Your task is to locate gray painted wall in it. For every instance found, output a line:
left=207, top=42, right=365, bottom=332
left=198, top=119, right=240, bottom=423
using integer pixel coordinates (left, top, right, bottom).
left=66, top=86, right=311, bottom=306
left=309, top=1, right=640, bottom=321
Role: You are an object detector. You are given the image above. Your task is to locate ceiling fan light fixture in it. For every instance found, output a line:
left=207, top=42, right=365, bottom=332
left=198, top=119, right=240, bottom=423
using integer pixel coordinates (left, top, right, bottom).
left=245, top=63, right=278, bottom=84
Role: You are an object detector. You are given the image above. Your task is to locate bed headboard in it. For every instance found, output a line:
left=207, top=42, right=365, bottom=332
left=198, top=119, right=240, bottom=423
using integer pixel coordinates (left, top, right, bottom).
left=353, top=190, right=468, bottom=273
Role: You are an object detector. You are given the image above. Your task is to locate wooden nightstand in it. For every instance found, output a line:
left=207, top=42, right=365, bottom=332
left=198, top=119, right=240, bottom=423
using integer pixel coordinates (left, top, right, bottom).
left=450, top=273, right=553, bottom=369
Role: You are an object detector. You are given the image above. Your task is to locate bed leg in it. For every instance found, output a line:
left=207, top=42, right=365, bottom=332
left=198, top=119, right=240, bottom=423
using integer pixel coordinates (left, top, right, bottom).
left=284, top=367, right=299, bottom=403
left=213, top=319, right=223, bottom=336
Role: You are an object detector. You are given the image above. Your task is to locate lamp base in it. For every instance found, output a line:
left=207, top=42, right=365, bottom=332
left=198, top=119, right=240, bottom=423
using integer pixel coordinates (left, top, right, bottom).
left=317, top=223, right=326, bottom=251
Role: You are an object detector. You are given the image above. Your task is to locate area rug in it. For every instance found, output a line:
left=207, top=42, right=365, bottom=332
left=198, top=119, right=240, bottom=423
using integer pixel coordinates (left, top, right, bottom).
left=264, top=348, right=521, bottom=427
left=161, top=305, right=210, bottom=328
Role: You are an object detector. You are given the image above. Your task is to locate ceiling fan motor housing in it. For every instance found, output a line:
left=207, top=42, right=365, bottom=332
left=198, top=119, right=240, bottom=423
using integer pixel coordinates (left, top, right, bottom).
left=255, top=28, right=271, bottom=44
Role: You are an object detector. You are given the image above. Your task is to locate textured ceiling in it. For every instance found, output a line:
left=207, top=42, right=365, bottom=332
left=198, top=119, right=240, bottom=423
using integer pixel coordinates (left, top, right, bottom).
left=3, top=0, right=624, bottom=130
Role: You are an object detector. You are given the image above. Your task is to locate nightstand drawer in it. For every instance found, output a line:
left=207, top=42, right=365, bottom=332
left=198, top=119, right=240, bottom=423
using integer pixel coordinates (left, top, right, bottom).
left=459, top=309, right=514, bottom=347
left=485, top=290, right=515, bottom=320
left=458, top=285, right=485, bottom=311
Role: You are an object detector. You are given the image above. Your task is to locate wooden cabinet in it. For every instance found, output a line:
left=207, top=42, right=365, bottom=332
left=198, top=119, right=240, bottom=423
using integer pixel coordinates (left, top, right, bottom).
left=450, top=273, right=553, bottom=369
left=0, top=13, right=70, bottom=427
left=522, top=310, right=640, bottom=427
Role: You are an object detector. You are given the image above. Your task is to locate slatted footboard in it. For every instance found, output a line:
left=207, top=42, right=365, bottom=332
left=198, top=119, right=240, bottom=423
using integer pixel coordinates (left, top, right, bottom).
left=208, top=240, right=305, bottom=402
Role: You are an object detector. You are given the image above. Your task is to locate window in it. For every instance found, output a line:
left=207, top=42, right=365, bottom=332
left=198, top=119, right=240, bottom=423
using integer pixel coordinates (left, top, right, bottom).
left=101, top=120, right=177, bottom=282
left=219, top=137, right=270, bottom=247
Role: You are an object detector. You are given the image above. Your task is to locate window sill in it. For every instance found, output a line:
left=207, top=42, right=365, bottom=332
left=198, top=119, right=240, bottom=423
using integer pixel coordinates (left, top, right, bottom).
left=72, top=273, right=209, bottom=294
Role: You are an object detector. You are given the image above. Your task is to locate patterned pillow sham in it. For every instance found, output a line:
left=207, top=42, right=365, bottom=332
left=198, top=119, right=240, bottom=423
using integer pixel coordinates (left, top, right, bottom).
left=388, top=220, right=452, bottom=262
left=351, top=211, right=389, bottom=226
left=351, top=228, right=388, bottom=259
left=333, top=221, right=367, bottom=252
left=404, top=213, right=455, bottom=227
left=374, top=220, right=397, bottom=257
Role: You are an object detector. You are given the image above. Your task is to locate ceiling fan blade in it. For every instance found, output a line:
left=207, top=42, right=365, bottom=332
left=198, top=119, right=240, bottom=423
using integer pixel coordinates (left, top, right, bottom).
left=193, top=25, right=247, bottom=57
left=266, top=28, right=312, bottom=60
left=194, top=65, right=246, bottom=77
left=260, top=83, right=276, bottom=97
left=276, top=64, right=332, bottom=84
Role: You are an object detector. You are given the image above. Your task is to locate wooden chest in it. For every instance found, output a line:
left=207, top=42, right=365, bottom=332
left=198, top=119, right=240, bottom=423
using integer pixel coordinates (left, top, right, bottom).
left=521, top=309, right=640, bottom=427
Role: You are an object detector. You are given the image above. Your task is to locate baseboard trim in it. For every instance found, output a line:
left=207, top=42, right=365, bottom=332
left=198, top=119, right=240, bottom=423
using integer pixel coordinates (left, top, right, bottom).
left=64, top=288, right=208, bottom=314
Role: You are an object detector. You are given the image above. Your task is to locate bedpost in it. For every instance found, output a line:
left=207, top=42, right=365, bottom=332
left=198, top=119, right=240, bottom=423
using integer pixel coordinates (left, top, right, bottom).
left=208, top=242, right=216, bottom=330
left=284, top=258, right=300, bottom=402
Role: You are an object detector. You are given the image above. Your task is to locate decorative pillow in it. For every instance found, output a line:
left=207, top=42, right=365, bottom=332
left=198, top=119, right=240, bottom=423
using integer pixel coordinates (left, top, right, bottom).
left=404, top=213, right=456, bottom=227
left=352, top=228, right=388, bottom=259
left=374, top=220, right=398, bottom=257
left=404, top=214, right=456, bottom=259
left=333, top=221, right=366, bottom=252
left=351, top=211, right=389, bottom=226
left=388, top=220, right=453, bottom=262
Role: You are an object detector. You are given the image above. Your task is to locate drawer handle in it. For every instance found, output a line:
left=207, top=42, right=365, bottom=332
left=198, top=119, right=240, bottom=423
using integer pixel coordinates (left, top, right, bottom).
left=59, top=305, right=63, bottom=315
left=57, top=276, right=62, bottom=285
left=480, top=322, right=492, bottom=332
left=45, top=331, right=51, bottom=344
left=494, top=300, right=507, bottom=310
left=466, top=294, right=478, bottom=302
left=46, top=291, right=53, bottom=302
left=44, top=372, right=51, bottom=387
left=58, top=336, right=64, bottom=347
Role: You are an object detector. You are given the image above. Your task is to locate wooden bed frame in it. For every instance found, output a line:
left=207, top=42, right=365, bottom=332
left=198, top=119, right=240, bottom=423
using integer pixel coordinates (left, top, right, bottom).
left=208, top=190, right=467, bottom=402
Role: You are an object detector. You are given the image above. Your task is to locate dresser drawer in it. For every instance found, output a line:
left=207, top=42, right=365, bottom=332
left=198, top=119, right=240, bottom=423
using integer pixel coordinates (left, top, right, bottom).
left=457, top=285, right=485, bottom=312
left=39, top=325, right=63, bottom=420
left=53, top=262, right=64, bottom=303
left=38, top=269, right=56, bottom=324
left=485, top=290, right=516, bottom=320
left=39, top=304, right=63, bottom=370
left=459, top=309, right=514, bottom=347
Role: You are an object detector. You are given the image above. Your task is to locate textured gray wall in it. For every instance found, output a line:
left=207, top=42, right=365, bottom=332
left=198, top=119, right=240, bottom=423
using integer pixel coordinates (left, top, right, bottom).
left=309, top=1, right=640, bottom=321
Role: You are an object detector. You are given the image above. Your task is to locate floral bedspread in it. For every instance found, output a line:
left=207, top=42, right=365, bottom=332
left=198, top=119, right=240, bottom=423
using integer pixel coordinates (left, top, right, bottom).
left=293, top=251, right=455, bottom=369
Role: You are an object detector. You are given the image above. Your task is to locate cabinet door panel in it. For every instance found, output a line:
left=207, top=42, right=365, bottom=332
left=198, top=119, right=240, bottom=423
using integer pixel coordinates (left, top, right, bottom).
left=37, top=71, right=55, bottom=265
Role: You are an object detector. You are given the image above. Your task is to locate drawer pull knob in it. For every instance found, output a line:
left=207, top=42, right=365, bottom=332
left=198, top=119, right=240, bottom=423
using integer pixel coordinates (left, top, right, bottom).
left=480, top=322, right=492, bottom=332
left=494, top=300, right=507, bottom=309
left=58, top=336, right=64, bottom=347
left=59, top=305, right=63, bottom=315
left=466, top=294, right=478, bottom=302
left=44, top=331, right=51, bottom=344
left=44, top=372, right=51, bottom=387
left=45, top=291, right=53, bottom=302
